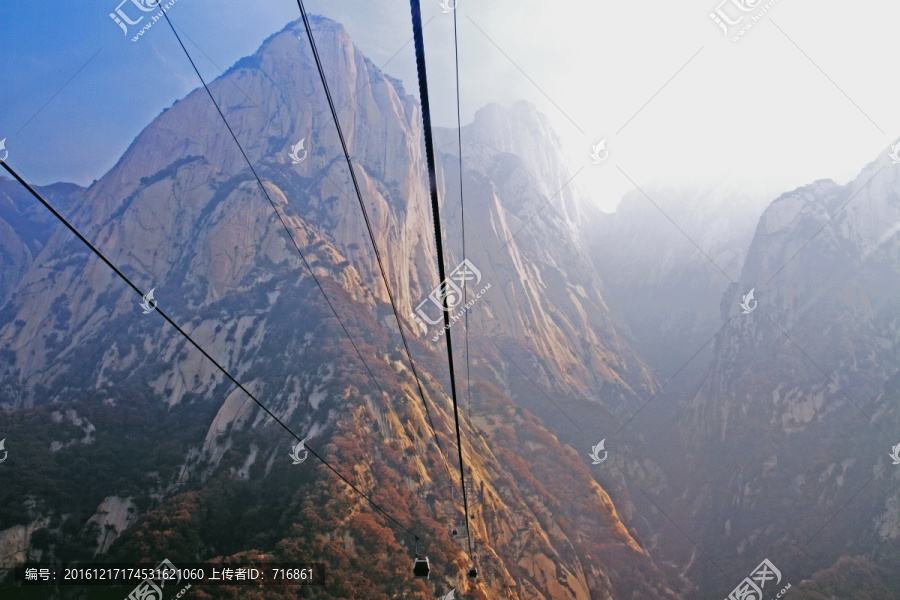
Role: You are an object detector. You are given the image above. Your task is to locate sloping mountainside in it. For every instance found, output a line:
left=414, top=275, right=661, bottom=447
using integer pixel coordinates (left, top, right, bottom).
left=0, top=16, right=685, bottom=599
left=659, top=147, right=900, bottom=596
left=0, top=180, right=82, bottom=307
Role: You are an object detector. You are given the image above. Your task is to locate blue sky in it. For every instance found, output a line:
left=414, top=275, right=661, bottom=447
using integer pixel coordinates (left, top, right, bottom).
left=0, top=0, right=433, bottom=188
left=2, top=1, right=899, bottom=212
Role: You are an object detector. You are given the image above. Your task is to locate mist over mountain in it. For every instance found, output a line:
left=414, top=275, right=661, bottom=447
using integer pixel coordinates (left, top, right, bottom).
left=587, top=182, right=768, bottom=380
left=665, top=147, right=900, bottom=595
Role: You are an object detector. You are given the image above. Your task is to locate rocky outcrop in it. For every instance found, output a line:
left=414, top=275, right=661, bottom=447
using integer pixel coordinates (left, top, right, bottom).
left=0, top=518, right=48, bottom=569
left=84, top=496, right=136, bottom=555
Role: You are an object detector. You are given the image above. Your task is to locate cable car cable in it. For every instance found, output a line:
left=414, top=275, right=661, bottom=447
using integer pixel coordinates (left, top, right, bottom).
left=451, top=0, right=476, bottom=533
left=449, top=1, right=478, bottom=557
left=409, top=0, right=473, bottom=556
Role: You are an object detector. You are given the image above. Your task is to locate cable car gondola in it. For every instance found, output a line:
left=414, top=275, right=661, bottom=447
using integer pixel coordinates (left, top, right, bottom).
left=413, top=538, right=431, bottom=579
left=413, top=556, right=431, bottom=579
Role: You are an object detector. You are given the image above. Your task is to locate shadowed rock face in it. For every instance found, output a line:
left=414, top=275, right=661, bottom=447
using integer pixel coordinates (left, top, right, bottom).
left=0, top=180, right=82, bottom=307
left=0, top=16, right=684, bottom=599
left=660, top=149, right=900, bottom=596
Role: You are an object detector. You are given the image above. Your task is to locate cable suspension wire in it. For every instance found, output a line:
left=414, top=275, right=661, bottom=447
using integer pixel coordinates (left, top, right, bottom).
left=156, top=11, right=404, bottom=445
left=452, top=0, right=475, bottom=516
left=292, top=1, right=456, bottom=483
left=409, top=0, right=473, bottom=555
left=1, top=160, right=421, bottom=543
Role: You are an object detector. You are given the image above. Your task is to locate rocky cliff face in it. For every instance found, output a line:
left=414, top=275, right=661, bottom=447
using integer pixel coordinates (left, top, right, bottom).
left=433, top=102, right=655, bottom=419
left=690, top=149, right=900, bottom=438
left=659, top=145, right=900, bottom=596
left=0, top=16, right=681, bottom=599
left=0, top=180, right=81, bottom=307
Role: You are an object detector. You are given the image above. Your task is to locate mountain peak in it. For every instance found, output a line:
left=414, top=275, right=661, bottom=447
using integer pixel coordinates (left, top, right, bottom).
left=468, top=101, right=564, bottom=157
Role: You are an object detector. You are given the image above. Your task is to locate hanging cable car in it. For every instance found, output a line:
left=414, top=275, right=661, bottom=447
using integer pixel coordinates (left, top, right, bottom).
left=413, top=539, right=431, bottom=579
left=467, top=566, right=478, bottom=579
left=413, top=556, right=431, bottom=579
